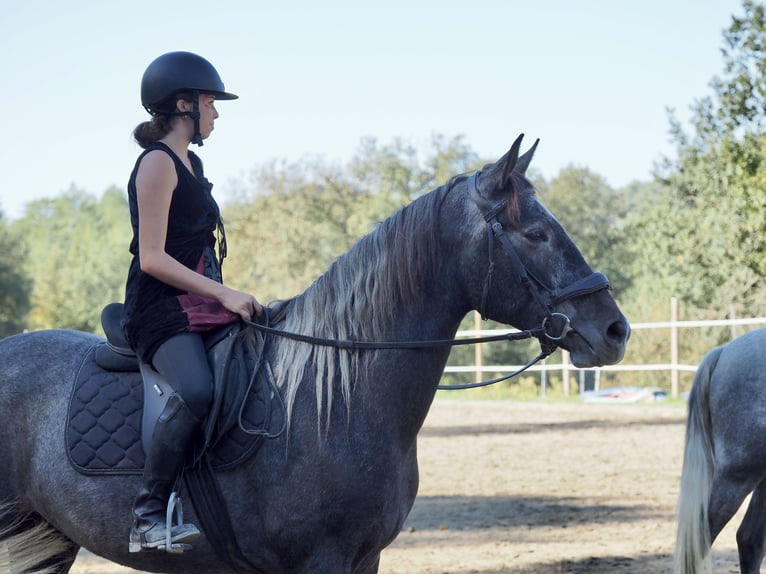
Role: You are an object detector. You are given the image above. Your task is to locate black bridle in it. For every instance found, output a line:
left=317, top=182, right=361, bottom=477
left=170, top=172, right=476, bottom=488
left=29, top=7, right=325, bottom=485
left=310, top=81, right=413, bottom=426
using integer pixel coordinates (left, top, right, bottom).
left=243, top=171, right=612, bottom=389
left=467, top=171, right=611, bottom=342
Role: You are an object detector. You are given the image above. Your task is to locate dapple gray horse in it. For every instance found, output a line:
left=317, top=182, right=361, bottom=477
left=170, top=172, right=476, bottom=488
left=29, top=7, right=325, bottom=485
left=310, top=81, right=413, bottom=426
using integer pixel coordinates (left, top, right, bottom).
left=0, top=135, right=629, bottom=574
left=676, top=326, right=766, bottom=574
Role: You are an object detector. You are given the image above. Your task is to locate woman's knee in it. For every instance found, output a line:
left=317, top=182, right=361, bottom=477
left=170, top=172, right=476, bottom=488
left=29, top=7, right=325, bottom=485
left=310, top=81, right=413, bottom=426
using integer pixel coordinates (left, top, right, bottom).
left=179, top=373, right=214, bottom=419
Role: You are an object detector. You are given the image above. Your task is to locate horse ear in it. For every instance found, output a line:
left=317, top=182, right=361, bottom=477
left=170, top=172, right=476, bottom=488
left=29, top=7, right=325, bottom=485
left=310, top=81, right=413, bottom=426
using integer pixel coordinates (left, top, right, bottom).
left=478, top=134, right=524, bottom=199
left=514, top=138, right=540, bottom=176
left=500, top=133, right=524, bottom=185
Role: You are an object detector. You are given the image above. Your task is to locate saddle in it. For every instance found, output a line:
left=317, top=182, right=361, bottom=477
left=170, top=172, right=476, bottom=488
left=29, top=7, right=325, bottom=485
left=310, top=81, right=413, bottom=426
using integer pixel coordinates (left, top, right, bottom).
left=67, top=303, right=278, bottom=475
left=64, top=303, right=283, bottom=569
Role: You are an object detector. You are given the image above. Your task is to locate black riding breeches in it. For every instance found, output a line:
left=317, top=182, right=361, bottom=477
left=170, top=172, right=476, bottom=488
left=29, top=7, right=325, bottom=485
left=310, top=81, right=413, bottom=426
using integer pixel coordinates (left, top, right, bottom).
left=151, top=333, right=213, bottom=420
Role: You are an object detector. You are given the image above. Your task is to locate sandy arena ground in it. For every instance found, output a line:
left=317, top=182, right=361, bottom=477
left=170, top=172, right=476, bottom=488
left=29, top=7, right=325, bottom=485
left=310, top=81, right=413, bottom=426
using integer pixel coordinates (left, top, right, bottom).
left=70, top=400, right=746, bottom=574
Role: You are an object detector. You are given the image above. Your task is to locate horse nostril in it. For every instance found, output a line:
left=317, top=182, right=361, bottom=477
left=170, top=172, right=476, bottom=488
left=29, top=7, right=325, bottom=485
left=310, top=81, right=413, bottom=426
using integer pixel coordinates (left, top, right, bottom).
left=607, top=318, right=630, bottom=343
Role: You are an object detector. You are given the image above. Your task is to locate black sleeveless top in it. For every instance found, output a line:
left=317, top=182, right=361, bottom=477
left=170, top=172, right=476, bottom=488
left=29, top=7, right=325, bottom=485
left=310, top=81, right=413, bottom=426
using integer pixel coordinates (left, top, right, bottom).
left=121, top=143, right=236, bottom=362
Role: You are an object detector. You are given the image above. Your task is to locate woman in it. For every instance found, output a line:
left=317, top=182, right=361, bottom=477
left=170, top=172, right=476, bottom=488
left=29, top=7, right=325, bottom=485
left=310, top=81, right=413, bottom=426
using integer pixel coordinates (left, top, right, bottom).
left=121, top=51, right=262, bottom=553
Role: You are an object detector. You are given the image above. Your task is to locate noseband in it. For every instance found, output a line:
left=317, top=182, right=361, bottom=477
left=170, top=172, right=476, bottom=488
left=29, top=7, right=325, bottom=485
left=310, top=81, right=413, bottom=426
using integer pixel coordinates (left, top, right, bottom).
left=467, top=172, right=611, bottom=342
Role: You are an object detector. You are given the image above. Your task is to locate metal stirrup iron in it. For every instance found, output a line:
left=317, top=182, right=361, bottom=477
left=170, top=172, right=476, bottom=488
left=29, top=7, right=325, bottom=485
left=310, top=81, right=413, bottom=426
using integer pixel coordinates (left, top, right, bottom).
left=165, top=492, right=191, bottom=553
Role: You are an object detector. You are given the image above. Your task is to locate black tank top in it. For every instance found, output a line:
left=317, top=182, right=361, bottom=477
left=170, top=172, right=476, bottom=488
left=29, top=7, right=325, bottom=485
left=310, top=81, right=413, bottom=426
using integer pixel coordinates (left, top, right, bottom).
left=121, top=142, right=230, bottom=361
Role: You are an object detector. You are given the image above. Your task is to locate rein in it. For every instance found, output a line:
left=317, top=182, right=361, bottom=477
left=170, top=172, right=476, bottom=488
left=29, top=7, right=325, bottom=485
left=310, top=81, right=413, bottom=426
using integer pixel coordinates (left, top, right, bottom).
left=243, top=314, right=553, bottom=391
left=244, top=311, right=546, bottom=350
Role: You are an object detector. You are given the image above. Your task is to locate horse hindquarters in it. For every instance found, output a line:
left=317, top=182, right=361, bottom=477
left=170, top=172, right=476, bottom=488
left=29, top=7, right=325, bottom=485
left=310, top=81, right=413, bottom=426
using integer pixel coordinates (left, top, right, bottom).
left=0, top=331, right=92, bottom=573
left=674, top=347, right=722, bottom=574
left=0, top=505, right=80, bottom=574
left=674, top=342, right=766, bottom=574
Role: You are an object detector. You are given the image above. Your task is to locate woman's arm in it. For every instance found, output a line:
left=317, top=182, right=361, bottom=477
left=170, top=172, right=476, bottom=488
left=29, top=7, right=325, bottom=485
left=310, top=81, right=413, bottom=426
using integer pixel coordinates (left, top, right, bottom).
left=136, top=150, right=262, bottom=320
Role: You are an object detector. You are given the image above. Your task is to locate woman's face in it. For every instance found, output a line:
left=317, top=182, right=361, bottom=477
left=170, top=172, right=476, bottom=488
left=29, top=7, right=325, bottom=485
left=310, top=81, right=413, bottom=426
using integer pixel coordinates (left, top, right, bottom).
left=178, top=94, right=219, bottom=141
left=197, top=94, right=218, bottom=140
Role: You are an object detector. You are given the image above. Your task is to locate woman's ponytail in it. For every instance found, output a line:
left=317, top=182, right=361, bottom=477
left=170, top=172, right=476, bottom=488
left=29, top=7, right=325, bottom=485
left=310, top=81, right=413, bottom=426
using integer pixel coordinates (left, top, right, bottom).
left=133, top=114, right=173, bottom=149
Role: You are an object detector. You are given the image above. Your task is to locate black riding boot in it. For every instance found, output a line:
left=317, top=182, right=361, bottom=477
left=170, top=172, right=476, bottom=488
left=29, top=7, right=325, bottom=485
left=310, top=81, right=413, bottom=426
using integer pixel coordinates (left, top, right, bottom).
left=129, top=393, right=202, bottom=552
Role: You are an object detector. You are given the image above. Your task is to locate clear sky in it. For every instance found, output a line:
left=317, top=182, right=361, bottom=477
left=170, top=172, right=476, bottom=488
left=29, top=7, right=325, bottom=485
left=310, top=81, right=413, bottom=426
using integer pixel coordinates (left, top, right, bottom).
left=0, top=0, right=745, bottom=220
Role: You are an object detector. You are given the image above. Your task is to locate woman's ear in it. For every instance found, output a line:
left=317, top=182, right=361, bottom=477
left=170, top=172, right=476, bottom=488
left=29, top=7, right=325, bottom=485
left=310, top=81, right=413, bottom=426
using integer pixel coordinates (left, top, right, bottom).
left=175, top=97, right=190, bottom=113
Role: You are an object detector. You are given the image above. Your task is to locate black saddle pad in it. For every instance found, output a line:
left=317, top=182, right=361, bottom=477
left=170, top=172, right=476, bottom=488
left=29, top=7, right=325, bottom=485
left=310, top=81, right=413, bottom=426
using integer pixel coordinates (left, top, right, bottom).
left=67, top=344, right=273, bottom=475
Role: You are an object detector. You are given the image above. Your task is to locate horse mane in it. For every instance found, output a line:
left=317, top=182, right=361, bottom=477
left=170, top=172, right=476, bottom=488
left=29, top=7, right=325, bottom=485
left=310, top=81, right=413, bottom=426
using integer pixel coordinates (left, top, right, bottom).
left=271, top=177, right=461, bottom=431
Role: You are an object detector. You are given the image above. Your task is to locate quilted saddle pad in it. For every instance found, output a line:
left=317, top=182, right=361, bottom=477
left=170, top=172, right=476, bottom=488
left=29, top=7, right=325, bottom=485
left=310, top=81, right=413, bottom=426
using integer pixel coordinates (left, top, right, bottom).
left=67, top=344, right=273, bottom=475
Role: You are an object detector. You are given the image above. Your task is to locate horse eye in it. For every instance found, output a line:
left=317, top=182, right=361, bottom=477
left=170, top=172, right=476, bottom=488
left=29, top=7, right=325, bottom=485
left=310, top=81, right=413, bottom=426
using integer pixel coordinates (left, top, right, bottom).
left=524, top=229, right=548, bottom=242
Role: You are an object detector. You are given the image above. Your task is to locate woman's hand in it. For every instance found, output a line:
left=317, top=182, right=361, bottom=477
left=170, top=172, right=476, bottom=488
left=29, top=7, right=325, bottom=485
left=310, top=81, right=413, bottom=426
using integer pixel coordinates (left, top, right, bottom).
left=219, top=286, right=263, bottom=321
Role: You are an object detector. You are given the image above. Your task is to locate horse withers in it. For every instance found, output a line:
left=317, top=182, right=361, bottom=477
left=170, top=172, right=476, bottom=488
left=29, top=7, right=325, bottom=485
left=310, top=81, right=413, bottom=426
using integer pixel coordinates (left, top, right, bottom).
left=0, top=134, right=629, bottom=574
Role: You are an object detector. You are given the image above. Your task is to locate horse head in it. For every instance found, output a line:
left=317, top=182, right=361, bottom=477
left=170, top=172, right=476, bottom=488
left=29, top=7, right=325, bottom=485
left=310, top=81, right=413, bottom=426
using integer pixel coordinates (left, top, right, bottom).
left=460, top=134, right=629, bottom=367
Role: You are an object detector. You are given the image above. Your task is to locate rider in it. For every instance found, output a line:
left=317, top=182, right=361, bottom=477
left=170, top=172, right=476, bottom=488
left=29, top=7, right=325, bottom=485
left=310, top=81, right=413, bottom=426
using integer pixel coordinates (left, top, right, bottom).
left=121, top=51, right=263, bottom=552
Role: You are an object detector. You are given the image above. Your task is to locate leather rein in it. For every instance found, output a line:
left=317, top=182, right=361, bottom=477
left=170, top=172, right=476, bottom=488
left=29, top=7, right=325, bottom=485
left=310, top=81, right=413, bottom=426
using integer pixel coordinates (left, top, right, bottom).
left=244, top=171, right=611, bottom=390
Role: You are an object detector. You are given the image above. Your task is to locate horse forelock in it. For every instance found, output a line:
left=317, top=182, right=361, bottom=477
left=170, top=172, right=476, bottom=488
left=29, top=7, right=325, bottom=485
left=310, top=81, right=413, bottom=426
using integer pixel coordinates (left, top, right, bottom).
left=506, top=172, right=535, bottom=226
left=272, top=184, right=452, bottom=433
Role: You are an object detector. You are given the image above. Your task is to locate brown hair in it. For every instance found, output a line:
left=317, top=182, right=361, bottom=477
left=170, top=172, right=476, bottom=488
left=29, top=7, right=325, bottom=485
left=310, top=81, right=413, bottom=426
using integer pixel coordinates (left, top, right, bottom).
left=132, top=92, right=193, bottom=149
left=133, top=114, right=173, bottom=149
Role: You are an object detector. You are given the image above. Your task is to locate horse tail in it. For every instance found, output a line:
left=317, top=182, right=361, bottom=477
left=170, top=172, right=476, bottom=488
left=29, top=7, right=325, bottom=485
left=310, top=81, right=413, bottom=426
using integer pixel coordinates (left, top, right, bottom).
left=0, top=503, right=74, bottom=574
left=673, top=345, right=724, bottom=574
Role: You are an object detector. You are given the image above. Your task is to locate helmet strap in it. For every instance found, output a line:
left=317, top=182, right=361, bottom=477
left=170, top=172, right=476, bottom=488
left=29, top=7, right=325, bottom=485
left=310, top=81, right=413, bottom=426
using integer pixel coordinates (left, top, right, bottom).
left=191, top=90, right=203, bottom=146
left=145, top=91, right=203, bottom=145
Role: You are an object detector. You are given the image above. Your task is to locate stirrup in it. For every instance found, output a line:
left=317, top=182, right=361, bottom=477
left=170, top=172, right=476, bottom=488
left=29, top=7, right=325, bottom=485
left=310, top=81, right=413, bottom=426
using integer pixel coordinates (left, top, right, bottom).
left=165, top=491, right=192, bottom=553
left=128, top=492, right=199, bottom=553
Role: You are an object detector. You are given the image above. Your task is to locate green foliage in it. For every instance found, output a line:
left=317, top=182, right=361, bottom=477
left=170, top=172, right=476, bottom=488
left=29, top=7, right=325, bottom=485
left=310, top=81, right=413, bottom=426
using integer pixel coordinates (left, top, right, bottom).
left=0, top=215, right=32, bottom=337
left=13, top=187, right=132, bottom=333
left=710, top=0, right=766, bottom=134
left=603, top=0, right=766, bottom=390
left=222, top=134, right=482, bottom=303
left=621, top=0, right=766, bottom=323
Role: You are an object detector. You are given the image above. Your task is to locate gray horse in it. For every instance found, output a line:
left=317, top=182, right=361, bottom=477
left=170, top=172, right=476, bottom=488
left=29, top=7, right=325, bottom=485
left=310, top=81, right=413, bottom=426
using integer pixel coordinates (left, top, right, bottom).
left=0, top=135, right=629, bottom=574
left=675, top=326, right=766, bottom=574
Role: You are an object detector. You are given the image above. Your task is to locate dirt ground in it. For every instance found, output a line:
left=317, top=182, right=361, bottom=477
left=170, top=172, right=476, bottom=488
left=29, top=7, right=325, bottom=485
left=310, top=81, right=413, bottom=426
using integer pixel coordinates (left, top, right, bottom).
left=71, top=400, right=746, bottom=574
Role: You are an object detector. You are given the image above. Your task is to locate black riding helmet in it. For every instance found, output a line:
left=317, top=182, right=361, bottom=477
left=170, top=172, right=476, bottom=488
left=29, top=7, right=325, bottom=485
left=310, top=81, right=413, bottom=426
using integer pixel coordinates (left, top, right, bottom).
left=140, top=51, right=238, bottom=146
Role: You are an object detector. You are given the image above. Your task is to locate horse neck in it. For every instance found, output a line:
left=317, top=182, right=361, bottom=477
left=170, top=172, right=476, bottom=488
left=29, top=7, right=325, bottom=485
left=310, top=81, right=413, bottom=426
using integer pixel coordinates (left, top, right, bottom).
left=274, top=253, right=468, bottom=443
left=273, top=187, right=474, bottom=438
left=353, top=274, right=468, bottom=439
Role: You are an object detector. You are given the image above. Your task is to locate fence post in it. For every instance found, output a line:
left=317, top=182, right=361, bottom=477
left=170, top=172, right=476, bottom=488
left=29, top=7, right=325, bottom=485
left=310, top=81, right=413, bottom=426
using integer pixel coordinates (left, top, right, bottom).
left=474, top=311, right=483, bottom=384
left=671, top=297, right=679, bottom=398
left=562, top=349, right=570, bottom=397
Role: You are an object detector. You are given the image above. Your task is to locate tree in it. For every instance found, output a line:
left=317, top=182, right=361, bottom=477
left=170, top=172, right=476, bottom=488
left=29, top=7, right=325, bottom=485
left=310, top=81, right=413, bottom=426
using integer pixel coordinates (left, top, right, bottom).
left=0, top=214, right=31, bottom=337
left=639, top=0, right=766, bottom=318
left=597, top=2, right=766, bottom=390
left=222, top=134, right=482, bottom=303
left=13, top=187, right=132, bottom=333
